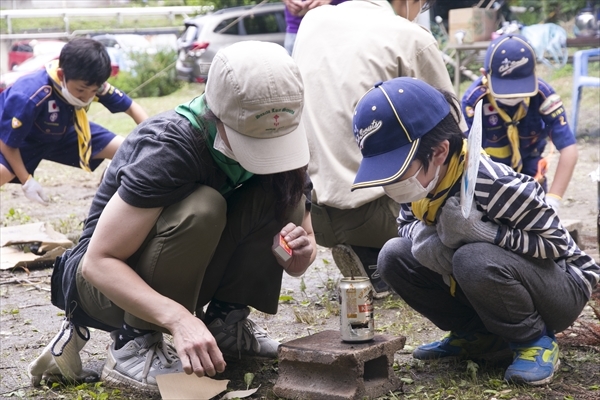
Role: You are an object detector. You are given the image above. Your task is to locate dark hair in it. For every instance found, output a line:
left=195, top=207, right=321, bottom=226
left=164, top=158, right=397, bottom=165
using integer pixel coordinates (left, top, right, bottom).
left=200, top=98, right=307, bottom=221
left=59, top=38, right=111, bottom=86
left=412, top=89, right=464, bottom=173
left=269, top=166, right=308, bottom=222
left=421, top=0, right=436, bottom=12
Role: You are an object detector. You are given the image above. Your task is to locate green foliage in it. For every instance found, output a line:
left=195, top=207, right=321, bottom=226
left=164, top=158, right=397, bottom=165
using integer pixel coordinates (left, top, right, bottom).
left=3, top=208, right=32, bottom=226
left=107, top=49, right=182, bottom=98
left=184, top=0, right=282, bottom=10
left=509, top=0, right=589, bottom=24
left=244, top=372, right=255, bottom=390
left=55, top=214, right=84, bottom=235
left=0, top=15, right=188, bottom=35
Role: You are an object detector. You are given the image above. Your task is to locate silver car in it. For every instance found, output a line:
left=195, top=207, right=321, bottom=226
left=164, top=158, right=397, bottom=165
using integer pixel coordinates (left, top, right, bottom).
left=176, top=3, right=286, bottom=83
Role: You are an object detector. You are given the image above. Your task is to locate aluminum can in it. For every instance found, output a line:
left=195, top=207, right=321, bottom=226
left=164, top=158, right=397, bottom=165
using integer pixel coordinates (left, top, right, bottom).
left=339, top=277, right=374, bottom=342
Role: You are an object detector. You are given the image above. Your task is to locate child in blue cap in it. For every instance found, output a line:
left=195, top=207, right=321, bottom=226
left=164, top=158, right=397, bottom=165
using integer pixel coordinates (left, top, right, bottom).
left=461, top=34, right=578, bottom=213
left=352, top=76, right=598, bottom=385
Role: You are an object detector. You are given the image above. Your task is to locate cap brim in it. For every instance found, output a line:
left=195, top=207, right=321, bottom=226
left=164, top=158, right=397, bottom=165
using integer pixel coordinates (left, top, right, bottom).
left=489, top=75, right=538, bottom=98
left=352, top=139, right=419, bottom=191
left=224, top=123, right=310, bottom=175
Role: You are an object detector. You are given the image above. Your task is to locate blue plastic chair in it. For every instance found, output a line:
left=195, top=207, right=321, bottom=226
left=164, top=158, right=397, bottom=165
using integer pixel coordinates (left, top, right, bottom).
left=571, top=47, right=600, bottom=135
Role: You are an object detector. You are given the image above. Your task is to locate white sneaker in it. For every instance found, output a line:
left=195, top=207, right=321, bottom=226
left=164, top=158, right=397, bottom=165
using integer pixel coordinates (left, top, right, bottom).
left=207, top=307, right=280, bottom=359
left=101, top=331, right=183, bottom=392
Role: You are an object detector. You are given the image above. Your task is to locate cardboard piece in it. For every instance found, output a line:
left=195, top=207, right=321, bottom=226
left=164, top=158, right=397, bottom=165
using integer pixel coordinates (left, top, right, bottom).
left=0, top=222, right=73, bottom=270
left=156, top=374, right=229, bottom=400
left=449, top=7, right=498, bottom=44
left=1, top=246, right=67, bottom=270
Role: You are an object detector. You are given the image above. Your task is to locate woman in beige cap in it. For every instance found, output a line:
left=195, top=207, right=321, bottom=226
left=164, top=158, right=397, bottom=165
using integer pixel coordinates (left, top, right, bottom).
left=32, top=41, right=315, bottom=393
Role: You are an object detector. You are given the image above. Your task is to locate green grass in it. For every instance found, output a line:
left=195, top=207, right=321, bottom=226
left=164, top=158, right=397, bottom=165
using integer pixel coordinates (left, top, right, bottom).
left=88, top=82, right=204, bottom=136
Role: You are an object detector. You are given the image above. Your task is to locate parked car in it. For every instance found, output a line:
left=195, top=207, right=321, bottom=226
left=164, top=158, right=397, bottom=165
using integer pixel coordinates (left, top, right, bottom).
left=0, top=51, right=119, bottom=94
left=91, top=34, right=157, bottom=73
left=7, top=40, right=66, bottom=70
left=176, top=3, right=286, bottom=83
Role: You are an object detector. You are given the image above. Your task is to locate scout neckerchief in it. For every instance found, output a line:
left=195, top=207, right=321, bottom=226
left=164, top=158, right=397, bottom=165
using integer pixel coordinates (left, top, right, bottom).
left=175, top=94, right=253, bottom=196
left=485, top=94, right=530, bottom=173
left=411, top=140, right=467, bottom=225
left=45, top=60, right=92, bottom=172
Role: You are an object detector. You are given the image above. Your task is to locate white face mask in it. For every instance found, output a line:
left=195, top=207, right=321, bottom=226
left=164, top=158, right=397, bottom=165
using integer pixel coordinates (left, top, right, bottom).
left=213, top=131, right=237, bottom=161
left=61, top=79, right=94, bottom=109
left=383, top=165, right=440, bottom=204
left=497, top=97, right=525, bottom=107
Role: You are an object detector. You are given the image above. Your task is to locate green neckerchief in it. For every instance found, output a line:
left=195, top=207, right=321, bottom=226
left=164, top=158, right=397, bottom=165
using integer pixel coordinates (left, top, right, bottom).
left=175, top=94, right=254, bottom=195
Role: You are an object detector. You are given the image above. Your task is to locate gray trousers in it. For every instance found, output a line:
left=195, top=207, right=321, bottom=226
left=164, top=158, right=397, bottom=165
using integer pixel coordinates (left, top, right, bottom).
left=76, top=176, right=305, bottom=332
left=378, top=238, right=588, bottom=343
left=310, top=195, right=400, bottom=249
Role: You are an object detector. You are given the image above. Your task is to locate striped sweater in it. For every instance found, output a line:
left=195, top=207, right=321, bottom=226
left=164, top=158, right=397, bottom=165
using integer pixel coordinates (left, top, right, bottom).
left=398, top=155, right=599, bottom=299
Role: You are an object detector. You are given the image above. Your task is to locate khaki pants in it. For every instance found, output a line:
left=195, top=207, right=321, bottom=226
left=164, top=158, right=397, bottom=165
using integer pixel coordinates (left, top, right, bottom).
left=310, top=195, right=400, bottom=249
left=76, top=176, right=305, bottom=332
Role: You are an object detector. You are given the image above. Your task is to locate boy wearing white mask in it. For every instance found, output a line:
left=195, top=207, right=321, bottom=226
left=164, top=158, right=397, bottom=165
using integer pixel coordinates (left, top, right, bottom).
left=462, top=34, right=578, bottom=212
left=352, top=77, right=598, bottom=386
left=0, top=38, right=147, bottom=205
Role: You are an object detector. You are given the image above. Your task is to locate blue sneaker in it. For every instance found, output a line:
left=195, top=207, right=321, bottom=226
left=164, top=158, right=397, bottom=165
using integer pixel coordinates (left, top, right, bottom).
left=413, top=331, right=509, bottom=360
left=504, top=333, right=560, bottom=386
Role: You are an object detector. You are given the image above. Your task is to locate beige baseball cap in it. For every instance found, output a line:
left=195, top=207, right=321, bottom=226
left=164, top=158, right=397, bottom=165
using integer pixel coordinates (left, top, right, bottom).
left=205, top=41, right=309, bottom=175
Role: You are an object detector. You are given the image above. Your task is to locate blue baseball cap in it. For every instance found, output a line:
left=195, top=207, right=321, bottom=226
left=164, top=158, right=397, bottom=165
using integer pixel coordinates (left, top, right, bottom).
left=351, top=77, right=450, bottom=191
left=484, top=34, right=538, bottom=98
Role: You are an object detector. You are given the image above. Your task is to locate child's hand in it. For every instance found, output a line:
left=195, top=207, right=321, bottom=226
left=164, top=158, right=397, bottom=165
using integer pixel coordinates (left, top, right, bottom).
left=437, top=196, right=498, bottom=248
left=22, top=176, right=49, bottom=206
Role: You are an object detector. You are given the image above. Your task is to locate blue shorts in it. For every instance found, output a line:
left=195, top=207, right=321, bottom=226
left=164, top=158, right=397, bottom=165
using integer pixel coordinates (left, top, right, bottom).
left=1, top=121, right=117, bottom=184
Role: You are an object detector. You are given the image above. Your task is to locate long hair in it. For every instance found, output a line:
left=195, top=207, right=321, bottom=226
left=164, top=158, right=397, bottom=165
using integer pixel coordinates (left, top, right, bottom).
left=269, top=166, right=308, bottom=221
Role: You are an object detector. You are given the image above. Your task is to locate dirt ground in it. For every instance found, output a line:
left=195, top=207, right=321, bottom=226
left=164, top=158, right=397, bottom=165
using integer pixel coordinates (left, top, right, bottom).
left=0, top=133, right=599, bottom=399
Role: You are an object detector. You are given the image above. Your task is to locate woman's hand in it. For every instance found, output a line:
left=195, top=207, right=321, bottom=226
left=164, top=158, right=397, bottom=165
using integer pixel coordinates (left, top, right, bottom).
left=168, top=312, right=226, bottom=377
left=274, top=215, right=316, bottom=277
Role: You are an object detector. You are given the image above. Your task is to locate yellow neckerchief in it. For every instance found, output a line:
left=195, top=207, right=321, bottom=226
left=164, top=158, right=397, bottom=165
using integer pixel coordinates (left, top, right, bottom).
left=412, top=140, right=467, bottom=225
left=485, top=93, right=529, bottom=173
left=45, top=60, right=92, bottom=172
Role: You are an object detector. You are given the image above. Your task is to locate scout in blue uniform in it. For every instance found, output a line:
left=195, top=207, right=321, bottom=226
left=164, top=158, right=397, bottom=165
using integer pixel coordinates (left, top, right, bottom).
left=462, top=34, right=578, bottom=212
left=0, top=38, right=148, bottom=205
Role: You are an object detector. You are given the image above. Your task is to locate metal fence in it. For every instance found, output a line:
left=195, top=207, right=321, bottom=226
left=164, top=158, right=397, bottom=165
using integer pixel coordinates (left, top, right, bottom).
left=0, top=5, right=211, bottom=38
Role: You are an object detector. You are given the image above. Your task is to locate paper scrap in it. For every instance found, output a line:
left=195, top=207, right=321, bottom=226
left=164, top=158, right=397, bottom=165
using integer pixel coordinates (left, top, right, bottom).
left=1, top=222, right=73, bottom=248
left=221, top=386, right=260, bottom=399
left=156, top=373, right=229, bottom=400
left=1, top=246, right=67, bottom=271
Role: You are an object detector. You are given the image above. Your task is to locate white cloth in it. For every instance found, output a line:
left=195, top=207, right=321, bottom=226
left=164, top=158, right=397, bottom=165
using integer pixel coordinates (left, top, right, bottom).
left=293, top=0, right=464, bottom=209
left=545, top=194, right=561, bottom=212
